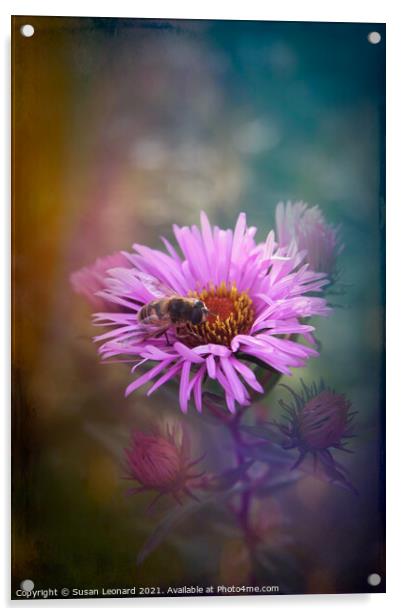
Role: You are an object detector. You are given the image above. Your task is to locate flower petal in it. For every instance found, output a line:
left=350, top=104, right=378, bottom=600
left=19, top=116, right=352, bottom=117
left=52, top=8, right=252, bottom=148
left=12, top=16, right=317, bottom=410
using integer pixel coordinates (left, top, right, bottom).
left=174, top=341, right=205, bottom=363
left=179, top=361, right=192, bottom=413
left=230, top=357, right=264, bottom=393
left=147, top=363, right=183, bottom=395
left=220, top=356, right=248, bottom=404
left=125, top=359, right=172, bottom=396
left=206, top=354, right=216, bottom=378
left=193, top=344, right=231, bottom=357
left=188, top=364, right=206, bottom=413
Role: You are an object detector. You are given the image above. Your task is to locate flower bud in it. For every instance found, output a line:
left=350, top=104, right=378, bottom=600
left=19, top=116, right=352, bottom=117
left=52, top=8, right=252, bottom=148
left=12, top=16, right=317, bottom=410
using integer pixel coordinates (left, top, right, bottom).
left=124, top=425, right=204, bottom=505
left=277, top=380, right=355, bottom=491
left=70, top=252, right=130, bottom=310
left=297, top=390, right=350, bottom=450
left=276, top=201, right=342, bottom=280
left=126, top=432, right=183, bottom=490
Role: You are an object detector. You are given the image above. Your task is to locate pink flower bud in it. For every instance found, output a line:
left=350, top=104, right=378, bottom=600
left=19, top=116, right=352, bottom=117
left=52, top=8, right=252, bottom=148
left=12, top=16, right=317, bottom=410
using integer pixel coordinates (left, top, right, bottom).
left=126, top=433, right=183, bottom=490
left=70, top=252, right=130, bottom=310
left=276, top=201, right=343, bottom=280
left=124, top=425, right=205, bottom=505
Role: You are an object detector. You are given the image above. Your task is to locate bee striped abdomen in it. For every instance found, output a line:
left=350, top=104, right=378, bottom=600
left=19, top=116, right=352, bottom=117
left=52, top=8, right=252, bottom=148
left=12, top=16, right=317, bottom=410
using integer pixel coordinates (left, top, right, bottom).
left=138, top=299, right=168, bottom=324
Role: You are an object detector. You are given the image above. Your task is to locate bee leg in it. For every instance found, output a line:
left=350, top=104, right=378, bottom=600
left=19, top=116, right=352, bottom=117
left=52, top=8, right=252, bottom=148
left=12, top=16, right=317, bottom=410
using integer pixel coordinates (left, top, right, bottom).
left=188, top=330, right=203, bottom=343
left=176, top=327, right=191, bottom=342
left=154, top=328, right=171, bottom=346
left=149, top=326, right=171, bottom=345
left=176, top=326, right=203, bottom=343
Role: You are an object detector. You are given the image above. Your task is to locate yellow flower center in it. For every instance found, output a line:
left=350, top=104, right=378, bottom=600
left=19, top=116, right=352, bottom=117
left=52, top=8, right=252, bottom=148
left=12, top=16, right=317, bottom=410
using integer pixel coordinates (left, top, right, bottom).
left=187, top=282, right=254, bottom=347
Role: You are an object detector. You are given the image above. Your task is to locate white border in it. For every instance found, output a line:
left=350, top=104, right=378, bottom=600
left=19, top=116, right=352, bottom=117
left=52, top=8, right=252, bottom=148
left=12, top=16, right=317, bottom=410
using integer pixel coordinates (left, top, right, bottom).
left=2, top=0, right=401, bottom=613
left=2, top=0, right=391, bottom=22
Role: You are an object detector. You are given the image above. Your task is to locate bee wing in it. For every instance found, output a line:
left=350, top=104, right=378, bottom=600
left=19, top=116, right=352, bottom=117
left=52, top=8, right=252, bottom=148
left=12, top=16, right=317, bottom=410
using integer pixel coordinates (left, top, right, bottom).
left=121, top=324, right=171, bottom=349
left=138, top=273, right=175, bottom=298
left=138, top=311, right=172, bottom=327
left=102, top=323, right=170, bottom=354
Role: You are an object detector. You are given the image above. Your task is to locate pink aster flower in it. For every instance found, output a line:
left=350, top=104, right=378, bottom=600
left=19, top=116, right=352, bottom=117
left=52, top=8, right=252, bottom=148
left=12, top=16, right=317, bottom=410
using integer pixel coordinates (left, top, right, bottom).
left=92, top=212, right=331, bottom=413
left=275, top=201, right=343, bottom=280
left=124, top=424, right=204, bottom=506
left=70, top=252, right=131, bottom=310
left=277, top=380, right=356, bottom=491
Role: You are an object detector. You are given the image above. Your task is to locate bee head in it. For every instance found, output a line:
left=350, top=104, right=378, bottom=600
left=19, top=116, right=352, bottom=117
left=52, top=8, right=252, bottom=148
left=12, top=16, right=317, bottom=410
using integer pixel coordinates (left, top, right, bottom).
left=191, top=300, right=210, bottom=325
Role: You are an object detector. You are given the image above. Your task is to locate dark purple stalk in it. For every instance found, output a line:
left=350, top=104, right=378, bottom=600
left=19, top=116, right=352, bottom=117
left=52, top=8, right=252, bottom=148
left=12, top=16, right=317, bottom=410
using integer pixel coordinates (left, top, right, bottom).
left=227, top=408, right=254, bottom=541
left=228, top=370, right=279, bottom=535
left=225, top=408, right=261, bottom=585
left=225, top=369, right=283, bottom=581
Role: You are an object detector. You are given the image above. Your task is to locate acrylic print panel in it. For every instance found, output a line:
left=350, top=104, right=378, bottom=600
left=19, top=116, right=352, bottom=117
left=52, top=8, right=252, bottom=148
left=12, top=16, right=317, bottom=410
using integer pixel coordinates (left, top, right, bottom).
left=11, top=16, right=385, bottom=599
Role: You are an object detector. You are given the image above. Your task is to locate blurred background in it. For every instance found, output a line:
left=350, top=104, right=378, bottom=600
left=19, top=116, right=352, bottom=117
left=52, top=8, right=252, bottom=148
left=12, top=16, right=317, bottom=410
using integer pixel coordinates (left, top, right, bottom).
left=12, top=16, right=385, bottom=595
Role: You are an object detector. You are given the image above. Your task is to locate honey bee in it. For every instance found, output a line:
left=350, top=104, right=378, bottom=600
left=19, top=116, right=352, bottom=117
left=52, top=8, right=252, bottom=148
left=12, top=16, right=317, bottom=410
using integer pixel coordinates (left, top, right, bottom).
left=125, top=275, right=214, bottom=346
left=138, top=296, right=210, bottom=330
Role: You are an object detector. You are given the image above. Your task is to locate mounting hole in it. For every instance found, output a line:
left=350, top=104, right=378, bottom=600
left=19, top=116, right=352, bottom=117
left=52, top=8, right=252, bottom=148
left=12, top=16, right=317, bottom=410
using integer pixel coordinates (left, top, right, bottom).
left=368, top=31, right=381, bottom=45
left=20, top=579, right=35, bottom=592
left=20, top=24, right=35, bottom=38
left=367, top=573, right=381, bottom=587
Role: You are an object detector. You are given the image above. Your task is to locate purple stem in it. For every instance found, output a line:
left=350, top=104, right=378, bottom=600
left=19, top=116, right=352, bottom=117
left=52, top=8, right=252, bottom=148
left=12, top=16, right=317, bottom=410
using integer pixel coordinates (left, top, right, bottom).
left=226, top=409, right=260, bottom=585
left=227, top=408, right=254, bottom=542
left=206, top=368, right=283, bottom=580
